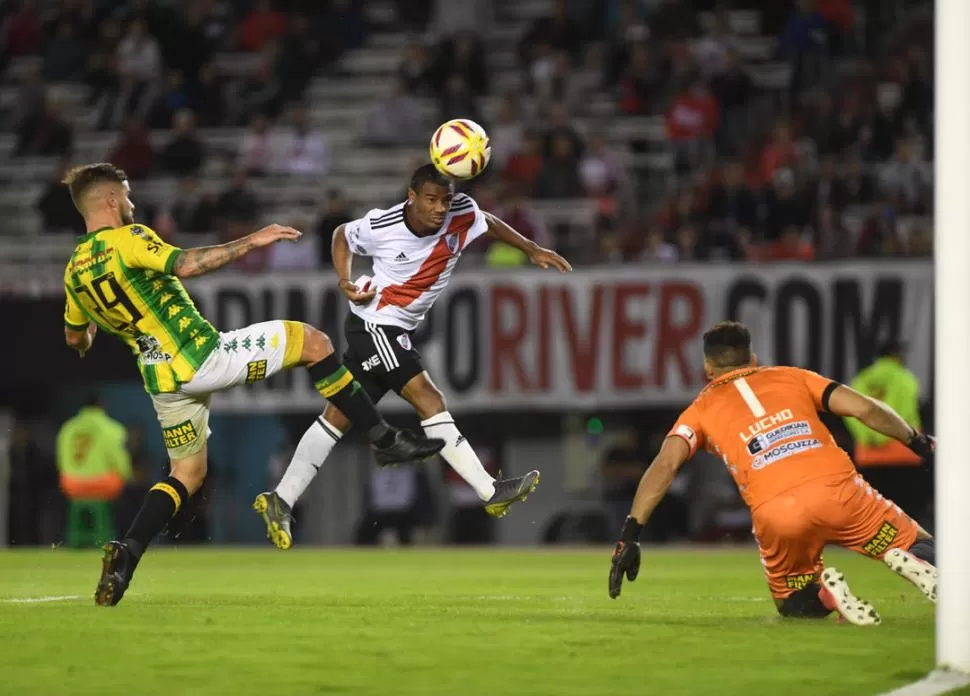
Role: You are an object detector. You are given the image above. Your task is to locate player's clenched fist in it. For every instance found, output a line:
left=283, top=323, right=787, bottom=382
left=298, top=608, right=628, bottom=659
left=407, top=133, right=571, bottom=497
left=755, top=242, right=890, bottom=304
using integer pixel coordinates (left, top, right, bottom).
left=906, top=430, right=935, bottom=459
left=609, top=516, right=643, bottom=599
left=339, top=278, right=377, bottom=305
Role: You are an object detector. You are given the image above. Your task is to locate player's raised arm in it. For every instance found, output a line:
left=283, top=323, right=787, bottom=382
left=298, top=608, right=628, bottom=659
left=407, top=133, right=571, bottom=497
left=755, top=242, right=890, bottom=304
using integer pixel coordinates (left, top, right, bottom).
left=332, top=222, right=377, bottom=304
left=170, top=224, right=301, bottom=278
left=825, top=383, right=934, bottom=458
left=482, top=211, right=572, bottom=272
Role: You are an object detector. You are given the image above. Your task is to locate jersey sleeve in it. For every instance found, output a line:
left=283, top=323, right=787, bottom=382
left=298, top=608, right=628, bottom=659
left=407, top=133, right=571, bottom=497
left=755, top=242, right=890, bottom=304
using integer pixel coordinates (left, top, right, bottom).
left=344, top=215, right=375, bottom=257
left=666, top=403, right=706, bottom=458
left=456, top=194, right=489, bottom=246
left=792, top=367, right=841, bottom=411
left=119, top=225, right=182, bottom=274
left=64, top=288, right=88, bottom=331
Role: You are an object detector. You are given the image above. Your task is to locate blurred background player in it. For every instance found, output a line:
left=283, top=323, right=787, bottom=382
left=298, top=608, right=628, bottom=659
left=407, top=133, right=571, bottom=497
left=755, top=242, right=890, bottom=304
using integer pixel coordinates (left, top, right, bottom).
left=255, top=164, right=572, bottom=549
left=609, top=321, right=937, bottom=626
left=60, top=163, right=444, bottom=605
left=55, top=394, right=131, bottom=548
left=845, top=339, right=930, bottom=526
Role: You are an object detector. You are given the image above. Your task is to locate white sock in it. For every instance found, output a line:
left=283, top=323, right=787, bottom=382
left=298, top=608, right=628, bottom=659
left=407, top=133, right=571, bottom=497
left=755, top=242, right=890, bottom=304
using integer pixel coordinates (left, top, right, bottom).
left=275, top=416, right=342, bottom=507
left=421, top=412, right=495, bottom=500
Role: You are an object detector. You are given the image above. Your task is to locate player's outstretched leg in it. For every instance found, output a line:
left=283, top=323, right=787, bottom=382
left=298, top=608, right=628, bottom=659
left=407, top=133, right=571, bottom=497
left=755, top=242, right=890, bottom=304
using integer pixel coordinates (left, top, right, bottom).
left=301, top=327, right=444, bottom=466
left=819, top=568, right=882, bottom=626
left=884, top=537, right=938, bottom=603
left=401, top=374, right=542, bottom=518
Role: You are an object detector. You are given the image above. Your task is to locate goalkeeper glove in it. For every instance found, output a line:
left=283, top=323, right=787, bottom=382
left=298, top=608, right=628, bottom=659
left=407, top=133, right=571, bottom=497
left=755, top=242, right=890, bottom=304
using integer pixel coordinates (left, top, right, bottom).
left=609, top=516, right=642, bottom=599
left=906, top=430, right=935, bottom=459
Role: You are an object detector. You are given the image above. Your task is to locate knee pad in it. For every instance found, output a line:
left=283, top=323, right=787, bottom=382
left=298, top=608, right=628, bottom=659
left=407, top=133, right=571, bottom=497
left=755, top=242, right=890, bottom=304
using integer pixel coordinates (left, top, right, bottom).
left=777, top=584, right=832, bottom=618
left=908, top=538, right=935, bottom=565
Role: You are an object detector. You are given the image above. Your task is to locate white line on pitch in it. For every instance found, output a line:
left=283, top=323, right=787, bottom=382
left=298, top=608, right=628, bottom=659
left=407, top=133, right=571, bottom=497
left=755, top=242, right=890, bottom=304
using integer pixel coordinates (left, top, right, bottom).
left=0, top=595, right=83, bottom=604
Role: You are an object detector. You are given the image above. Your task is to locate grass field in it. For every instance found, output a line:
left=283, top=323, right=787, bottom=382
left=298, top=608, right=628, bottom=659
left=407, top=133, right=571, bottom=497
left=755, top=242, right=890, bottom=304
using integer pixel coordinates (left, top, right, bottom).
left=0, top=546, right=948, bottom=696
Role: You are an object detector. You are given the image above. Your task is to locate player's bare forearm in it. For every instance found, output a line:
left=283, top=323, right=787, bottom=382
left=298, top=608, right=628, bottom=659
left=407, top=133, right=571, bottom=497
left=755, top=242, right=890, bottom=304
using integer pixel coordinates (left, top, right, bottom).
left=483, top=212, right=572, bottom=272
left=856, top=399, right=917, bottom=442
left=172, top=237, right=255, bottom=278
left=331, top=224, right=352, bottom=282
left=629, top=437, right=690, bottom=524
left=828, top=385, right=916, bottom=443
left=483, top=211, right=539, bottom=255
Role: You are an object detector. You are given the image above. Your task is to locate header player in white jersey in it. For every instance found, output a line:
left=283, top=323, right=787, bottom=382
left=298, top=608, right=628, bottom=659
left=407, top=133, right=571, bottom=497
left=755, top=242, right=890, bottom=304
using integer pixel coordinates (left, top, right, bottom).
left=254, top=164, right=572, bottom=549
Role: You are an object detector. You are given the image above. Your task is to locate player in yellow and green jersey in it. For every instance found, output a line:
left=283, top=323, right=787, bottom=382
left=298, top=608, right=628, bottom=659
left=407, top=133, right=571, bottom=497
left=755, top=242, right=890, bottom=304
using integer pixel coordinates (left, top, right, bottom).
left=61, top=163, right=444, bottom=607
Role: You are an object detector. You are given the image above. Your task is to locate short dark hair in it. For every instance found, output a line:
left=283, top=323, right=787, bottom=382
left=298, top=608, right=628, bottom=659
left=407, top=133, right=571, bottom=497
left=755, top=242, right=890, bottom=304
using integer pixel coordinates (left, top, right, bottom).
left=409, top=164, right=454, bottom=195
left=62, top=163, right=127, bottom=210
left=703, top=321, right=752, bottom=368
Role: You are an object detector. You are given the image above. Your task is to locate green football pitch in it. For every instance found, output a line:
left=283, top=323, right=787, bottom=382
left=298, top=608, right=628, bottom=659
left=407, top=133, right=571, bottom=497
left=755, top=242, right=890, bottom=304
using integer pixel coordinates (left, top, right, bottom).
left=0, top=547, right=949, bottom=696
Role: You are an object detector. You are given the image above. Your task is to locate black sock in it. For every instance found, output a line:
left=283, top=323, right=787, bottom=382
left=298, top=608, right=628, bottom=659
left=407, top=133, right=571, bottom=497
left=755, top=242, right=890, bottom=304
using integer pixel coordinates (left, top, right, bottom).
left=777, top=584, right=832, bottom=618
left=123, top=476, right=189, bottom=563
left=909, top=538, right=936, bottom=565
left=308, top=354, right=392, bottom=443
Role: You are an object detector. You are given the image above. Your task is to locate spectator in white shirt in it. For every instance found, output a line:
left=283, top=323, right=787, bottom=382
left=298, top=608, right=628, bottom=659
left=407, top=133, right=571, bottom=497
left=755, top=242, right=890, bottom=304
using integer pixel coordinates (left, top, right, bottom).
left=692, top=13, right=735, bottom=78
left=267, top=216, right=320, bottom=270
left=362, top=78, right=427, bottom=147
left=880, top=137, right=932, bottom=214
left=269, top=104, right=329, bottom=177
left=117, top=19, right=162, bottom=82
left=238, top=113, right=273, bottom=176
left=489, top=94, right=524, bottom=170
left=116, top=19, right=162, bottom=122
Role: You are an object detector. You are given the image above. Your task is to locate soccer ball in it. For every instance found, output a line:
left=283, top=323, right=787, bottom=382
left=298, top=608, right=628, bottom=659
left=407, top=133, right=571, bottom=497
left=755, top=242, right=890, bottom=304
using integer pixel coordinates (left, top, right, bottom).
left=430, top=119, right=491, bottom=180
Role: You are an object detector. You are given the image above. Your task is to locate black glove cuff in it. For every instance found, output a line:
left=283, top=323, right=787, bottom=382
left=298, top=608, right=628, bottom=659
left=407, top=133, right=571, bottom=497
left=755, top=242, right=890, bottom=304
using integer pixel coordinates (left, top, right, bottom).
left=906, top=430, right=933, bottom=457
left=620, top=516, right=643, bottom=543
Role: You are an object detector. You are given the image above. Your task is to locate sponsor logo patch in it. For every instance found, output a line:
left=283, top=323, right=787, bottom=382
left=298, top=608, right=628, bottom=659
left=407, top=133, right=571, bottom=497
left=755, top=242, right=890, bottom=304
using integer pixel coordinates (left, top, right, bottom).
left=862, top=522, right=898, bottom=557
left=136, top=335, right=172, bottom=365
left=162, top=420, right=198, bottom=450
left=747, top=421, right=812, bottom=455
left=751, top=438, right=822, bottom=470
left=785, top=572, right=819, bottom=590
left=246, top=359, right=268, bottom=384
left=361, top=355, right=381, bottom=372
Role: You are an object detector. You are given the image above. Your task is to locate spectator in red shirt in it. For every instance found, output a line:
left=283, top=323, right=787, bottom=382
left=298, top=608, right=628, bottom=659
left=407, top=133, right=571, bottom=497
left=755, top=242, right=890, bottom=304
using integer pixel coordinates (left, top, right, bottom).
left=238, top=0, right=286, bottom=53
left=503, top=129, right=545, bottom=195
left=757, top=122, right=797, bottom=186
left=760, top=226, right=816, bottom=262
left=618, top=42, right=663, bottom=115
left=665, top=79, right=720, bottom=174
left=3, top=0, right=41, bottom=57
left=109, top=118, right=155, bottom=180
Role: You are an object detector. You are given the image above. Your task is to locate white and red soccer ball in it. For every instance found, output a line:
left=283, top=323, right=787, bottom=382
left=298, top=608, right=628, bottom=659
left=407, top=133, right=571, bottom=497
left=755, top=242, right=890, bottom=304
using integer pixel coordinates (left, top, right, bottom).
left=429, top=119, right=491, bottom=180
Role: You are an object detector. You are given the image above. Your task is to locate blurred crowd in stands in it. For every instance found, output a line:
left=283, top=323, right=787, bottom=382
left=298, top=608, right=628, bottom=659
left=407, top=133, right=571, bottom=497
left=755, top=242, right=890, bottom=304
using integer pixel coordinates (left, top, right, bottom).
left=0, top=0, right=934, bottom=266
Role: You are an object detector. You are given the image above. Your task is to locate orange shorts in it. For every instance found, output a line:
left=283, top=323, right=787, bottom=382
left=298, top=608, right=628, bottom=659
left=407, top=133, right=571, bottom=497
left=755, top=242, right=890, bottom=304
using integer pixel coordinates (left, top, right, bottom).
left=751, top=473, right=920, bottom=599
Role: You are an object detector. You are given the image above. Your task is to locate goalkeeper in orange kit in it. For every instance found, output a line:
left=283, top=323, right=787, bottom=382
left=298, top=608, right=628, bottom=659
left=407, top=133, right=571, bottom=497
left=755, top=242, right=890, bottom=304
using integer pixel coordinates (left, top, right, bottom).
left=609, top=321, right=937, bottom=625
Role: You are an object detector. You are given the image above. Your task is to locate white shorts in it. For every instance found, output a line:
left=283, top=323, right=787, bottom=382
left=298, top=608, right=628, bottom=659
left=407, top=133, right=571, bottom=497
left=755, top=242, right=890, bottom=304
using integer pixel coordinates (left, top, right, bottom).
left=150, top=320, right=304, bottom=459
